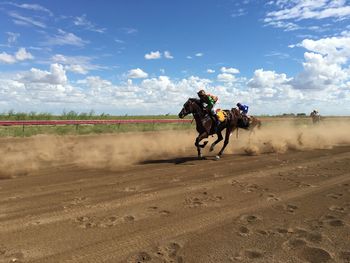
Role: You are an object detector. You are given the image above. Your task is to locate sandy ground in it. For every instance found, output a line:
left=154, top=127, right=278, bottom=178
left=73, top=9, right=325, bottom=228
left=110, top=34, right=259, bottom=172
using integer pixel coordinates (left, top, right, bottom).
left=1, top=122, right=350, bottom=262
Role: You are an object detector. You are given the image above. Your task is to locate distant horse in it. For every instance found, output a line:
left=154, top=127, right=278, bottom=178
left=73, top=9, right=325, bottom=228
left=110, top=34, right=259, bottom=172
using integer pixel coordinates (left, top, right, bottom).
left=178, top=98, right=240, bottom=159
left=310, top=111, right=321, bottom=124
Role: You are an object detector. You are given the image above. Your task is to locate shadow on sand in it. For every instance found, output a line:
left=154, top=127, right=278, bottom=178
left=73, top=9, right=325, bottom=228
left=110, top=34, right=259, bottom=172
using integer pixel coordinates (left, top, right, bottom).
left=139, top=156, right=203, bottom=165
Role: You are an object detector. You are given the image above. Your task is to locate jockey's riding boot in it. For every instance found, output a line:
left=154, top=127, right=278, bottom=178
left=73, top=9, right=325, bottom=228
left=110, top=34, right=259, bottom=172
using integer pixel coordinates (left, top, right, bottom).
left=214, top=115, right=220, bottom=132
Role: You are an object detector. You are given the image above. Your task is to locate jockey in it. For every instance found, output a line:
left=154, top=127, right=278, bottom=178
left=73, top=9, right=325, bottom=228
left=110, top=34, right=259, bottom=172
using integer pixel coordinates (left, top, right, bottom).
left=237, top=102, right=250, bottom=128
left=197, top=89, right=220, bottom=129
left=237, top=102, right=249, bottom=116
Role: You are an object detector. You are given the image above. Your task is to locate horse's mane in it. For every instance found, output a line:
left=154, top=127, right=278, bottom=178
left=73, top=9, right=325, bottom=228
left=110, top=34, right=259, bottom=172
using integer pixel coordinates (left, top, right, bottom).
left=188, top=97, right=201, bottom=104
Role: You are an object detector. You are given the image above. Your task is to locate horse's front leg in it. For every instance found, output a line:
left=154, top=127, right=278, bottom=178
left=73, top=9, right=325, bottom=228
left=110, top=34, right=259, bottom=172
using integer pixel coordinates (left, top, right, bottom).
left=209, top=131, right=223, bottom=152
left=217, top=128, right=233, bottom=159
left=195, top=132, right=209, bottom=159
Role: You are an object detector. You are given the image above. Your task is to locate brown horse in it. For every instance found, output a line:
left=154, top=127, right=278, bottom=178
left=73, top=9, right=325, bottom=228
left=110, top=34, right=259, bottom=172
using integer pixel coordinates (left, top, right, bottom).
left=237, top=115, right=262, bottom=134
left=178, top=98, right=240, bottom=159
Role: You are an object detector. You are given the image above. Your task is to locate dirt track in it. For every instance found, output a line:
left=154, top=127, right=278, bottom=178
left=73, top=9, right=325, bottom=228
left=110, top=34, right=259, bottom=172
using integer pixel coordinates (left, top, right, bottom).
left=1, top=132, right=350, bottom=262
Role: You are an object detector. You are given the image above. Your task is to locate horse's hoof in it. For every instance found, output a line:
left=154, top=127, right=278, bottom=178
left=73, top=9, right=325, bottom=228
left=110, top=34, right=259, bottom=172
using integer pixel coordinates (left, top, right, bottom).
left=215, top=155, right=220, bottom=160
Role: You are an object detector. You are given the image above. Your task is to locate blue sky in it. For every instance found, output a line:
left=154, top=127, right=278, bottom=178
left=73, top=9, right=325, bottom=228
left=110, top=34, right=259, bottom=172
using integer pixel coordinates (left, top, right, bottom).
left=0, top=0, right=350, bottom=115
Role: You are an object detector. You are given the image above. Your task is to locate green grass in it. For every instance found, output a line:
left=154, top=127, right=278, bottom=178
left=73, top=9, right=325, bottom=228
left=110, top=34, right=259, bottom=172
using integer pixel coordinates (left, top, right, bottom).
left=0, top=110, right=181, bottom=121
left=0, top=110, right=348, bottom=137
left=0, top=122, right=193, bottom=137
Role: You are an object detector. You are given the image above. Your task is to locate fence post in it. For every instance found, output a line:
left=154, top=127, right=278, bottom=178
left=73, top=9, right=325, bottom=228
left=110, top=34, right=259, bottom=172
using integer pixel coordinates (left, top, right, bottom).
left=22, top=124, right=25, bottom=137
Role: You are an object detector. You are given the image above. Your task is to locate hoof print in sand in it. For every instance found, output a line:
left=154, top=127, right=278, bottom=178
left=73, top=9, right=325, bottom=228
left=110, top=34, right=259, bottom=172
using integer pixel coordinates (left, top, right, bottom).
left=293, top=228, right=323, bottom=243
left=127, top=251, right=151, bottom=262
left=99, top=216, right=119, bottom=228
left=75, top=216, right=97, bottom=228
left=298, top=246, right=332, bottom=263
left=124, top=215, right=135, bottom=222
left=340, top=251, right=350, bottom=262
left=266, top=193, right=280, bottom=202
left=147, top=206, right=171, bottom=216
left=284, top=238, right=332, bottom=263
left=233, top=249, right=264, bottom=261
left=156, top=242, right=183, bottom=262
left=240, top=214, right=262, bottom=224
left=328, top=205, right=345, bottom=213
left=320, top=215, right=345, bottom=227
left=326, top=193, right=343, bottom=199
left=185, top=192, right=223, bottom=208
left=284, top=204, right=298, bottom=213
left=237, top=226, right=251, bottom=236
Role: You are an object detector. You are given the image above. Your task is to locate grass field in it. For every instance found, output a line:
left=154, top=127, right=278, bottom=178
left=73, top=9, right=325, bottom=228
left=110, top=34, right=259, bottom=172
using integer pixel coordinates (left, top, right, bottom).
left=0, top=110, right=348, bottom=137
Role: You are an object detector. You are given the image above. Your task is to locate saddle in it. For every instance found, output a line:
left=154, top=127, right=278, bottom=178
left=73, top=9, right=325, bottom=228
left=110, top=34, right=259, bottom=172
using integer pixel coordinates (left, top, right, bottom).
left=216, top=109, right=228, bottom=122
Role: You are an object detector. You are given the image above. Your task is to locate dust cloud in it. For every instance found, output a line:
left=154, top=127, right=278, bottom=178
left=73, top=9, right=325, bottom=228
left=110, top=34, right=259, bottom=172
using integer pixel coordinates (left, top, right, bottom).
left=0, top=119, right=350, bottom=179
left=234, top=120, right=350, bottom=155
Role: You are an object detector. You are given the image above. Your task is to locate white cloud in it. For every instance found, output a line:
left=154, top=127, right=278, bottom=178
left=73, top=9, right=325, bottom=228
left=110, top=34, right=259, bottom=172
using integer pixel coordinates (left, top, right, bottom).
left=186, top=56, right=192, bottom=59
left=291, top=33, right=350, bottom=90
left=19, top=64, right=68, bottom=85
left=231, top=8, right=247, bottom=18
left=7, top=2, right=53, bottom=16
left=0, top=52, right=16, bottom=64
left=195, top=53, right=203, bottom=57
left=265, top=0, right=350, bottom=30
left=0, top=48, right=33, bottom=64
left=217, top=73, right=236, bottom=83
left=220, top=67, right=240, bottom=74
left=164, top=51, right=174, bottom=59
left=8, top=11, right=46, bottom=28
left=207, top=69, right=215, bottom=73
left=65, top=65, right=88, bottom=75
left=145, top=51, right=162, bottom=60
left=74, top=14, right=106, bottom=33
left=51, top=54, right=102, bottom=74
left=6, top=32, right=20, bottom=46
left=15, top=47, right=34, bottom=61
left=127, top=68, right=148, bottom=79
left=45, top=29, right=88, bottom=47
left=121, top=27, right=138, bottom=34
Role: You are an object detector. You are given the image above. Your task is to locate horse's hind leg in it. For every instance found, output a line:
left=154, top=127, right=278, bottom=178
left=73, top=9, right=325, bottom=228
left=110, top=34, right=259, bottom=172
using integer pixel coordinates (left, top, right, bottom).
left=210, top=131, right=223, bottom=152
left=217, top=128, right=232, bottom=158
left=195, top=132, right=208, bottom=159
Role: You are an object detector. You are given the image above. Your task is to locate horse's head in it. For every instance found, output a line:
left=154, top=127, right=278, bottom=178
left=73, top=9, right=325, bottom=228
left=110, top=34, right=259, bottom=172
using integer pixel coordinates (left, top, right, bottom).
left=178, top=98, right=200, bottom=118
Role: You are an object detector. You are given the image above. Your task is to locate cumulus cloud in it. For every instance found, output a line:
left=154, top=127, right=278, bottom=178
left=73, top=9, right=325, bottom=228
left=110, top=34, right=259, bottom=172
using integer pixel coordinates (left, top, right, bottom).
left=207, top=69, right=215, bottom=73
left=19, top=64, right=67, bottom=85
left=195, top=53, right=203, bottom=57
left=0, top=52, right=16, bottom=64
left=145, top=51, right=162, bottom=60
left=127, top=68, right=148, bottom=78
left=0, top=48, right=33, bottom=64
left=217, top=73, right=237, bottom=83
left=15, top=47, right=34, bottom=61
left=51, top=54, right=102, bottom=75
left=291, top=33, right=350, bottom=90
left=221, top=67, right=240, bottom=74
